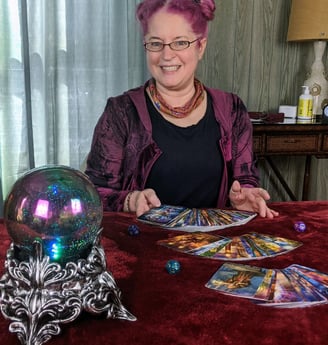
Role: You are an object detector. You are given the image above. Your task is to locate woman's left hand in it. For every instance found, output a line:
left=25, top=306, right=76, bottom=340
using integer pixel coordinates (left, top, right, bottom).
left=229, top=180, right=279, bottom=218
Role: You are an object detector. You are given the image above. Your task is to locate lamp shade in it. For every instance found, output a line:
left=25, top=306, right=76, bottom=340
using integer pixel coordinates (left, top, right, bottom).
left=287, top=0, right=328, bottom=41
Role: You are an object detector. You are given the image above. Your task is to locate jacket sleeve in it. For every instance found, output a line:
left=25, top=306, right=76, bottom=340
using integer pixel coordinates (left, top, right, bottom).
left=85, top=96, right=132, bottom=211
left=230, top=94, right=259, bottom=188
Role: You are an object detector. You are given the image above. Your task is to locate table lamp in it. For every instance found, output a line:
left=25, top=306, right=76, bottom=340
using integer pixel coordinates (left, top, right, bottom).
left=287, top=0, right=328, bottom=115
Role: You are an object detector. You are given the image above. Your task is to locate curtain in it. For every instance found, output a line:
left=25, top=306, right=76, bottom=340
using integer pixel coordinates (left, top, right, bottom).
left=0, top=0, right=147, bottom=216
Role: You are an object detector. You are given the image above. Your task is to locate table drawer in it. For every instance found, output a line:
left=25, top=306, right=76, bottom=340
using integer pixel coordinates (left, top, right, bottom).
left=323, top=135, right=328, bottom=151
left=266, top=135, right=319, bottom=153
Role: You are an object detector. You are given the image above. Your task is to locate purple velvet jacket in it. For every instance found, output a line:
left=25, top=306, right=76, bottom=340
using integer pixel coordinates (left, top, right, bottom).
left=85, top=80, right=259, bottom=211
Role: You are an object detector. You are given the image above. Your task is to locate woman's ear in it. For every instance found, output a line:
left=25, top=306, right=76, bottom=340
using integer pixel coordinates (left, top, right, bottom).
left=198, top=37, right=207, bottom=60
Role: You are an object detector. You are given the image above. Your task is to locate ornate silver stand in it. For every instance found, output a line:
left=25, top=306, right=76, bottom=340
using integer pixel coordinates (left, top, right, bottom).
left=0, top=232, right=136, bottom=345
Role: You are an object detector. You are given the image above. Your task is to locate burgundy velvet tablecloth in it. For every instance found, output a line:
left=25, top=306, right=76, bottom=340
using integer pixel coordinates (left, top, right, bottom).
left=1, top=201, right=328, bottom=345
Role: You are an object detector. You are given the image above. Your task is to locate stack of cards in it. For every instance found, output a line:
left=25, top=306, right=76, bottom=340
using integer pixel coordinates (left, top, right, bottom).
left=206, top=262, right=328, bottom=308
left=137, top=205, right=257, bottom=232
left=157, top=232, right=302, bottom=261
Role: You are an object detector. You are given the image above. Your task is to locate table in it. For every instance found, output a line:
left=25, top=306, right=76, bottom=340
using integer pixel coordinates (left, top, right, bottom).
left=1, top=201, right=328, bottom=345
left=252, top=116, right=328, bottom=201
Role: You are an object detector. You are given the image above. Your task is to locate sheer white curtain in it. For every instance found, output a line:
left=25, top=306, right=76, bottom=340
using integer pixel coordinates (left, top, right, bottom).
left=0, top=0, right=147, bottom=216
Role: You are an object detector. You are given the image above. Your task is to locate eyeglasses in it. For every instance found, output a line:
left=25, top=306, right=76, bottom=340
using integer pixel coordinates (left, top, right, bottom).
left=143, top=38, right=200, bottom=52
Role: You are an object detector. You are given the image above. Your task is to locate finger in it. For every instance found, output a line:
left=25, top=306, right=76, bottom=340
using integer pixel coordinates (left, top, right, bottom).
left=258, top=188, right=271, bottom=201
left=230, top=180, right=241, bottom=194
left=135, top=189, right=161, bottom=217
left=267, top=208, right=279, bottom=218
left=260, top=204, right=279, bottom=218
left=256, top=198, right=269, bottom=217
left=143, top=189, right=161, bottom=208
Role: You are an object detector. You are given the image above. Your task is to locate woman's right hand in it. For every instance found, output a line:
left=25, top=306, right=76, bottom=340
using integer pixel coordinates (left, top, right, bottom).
left=125, top=189, right=161, bottom=216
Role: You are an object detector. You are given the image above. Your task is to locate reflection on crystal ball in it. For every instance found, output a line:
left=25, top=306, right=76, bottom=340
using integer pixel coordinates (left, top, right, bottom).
left=4, top=165, right=103, bottom=265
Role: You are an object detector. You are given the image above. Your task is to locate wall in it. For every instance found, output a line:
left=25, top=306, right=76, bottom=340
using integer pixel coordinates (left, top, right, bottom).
left=197, top=0, right=328, bottom=201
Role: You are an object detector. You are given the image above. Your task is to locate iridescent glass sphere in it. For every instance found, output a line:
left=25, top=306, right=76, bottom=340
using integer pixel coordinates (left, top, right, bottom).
left=4, top=165, right=103, bottom=264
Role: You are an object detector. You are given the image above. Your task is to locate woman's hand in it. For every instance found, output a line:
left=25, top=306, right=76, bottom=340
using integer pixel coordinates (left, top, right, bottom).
left=124, top=189, right=161, bottom=217
left=229, top=180, right=279, bottom=218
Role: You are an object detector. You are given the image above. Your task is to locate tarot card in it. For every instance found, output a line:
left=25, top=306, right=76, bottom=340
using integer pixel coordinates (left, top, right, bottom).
left=209, top=234, right=280, bottom=260
left=257, top=270, right=300, bottom=304
left=243, top=233, right=282, bottom=256
left=137, top=205, right=187, bottom=225
left=137, top=205, right=257, bottom=231
left=157, top=233, right=225, bottom=253
left=251, top=233, right=302, bottom=252
left=226, top=209, right=258, bottom=223
left=207, top=263, right=328, bottom=308
left=188, top=237, right=232, bottom=256
left=158, top=231, right=301, bottom=261
left=165, top=208, right=196, bottom=228
left=253, top=269, right=276, bottom=300
left=283, top=267, right=327, bottom=303
left=205, top=263, right=270, bottom=299
left=255, top=270, right=317, bottom=307
left=243, top=233, right=302, bottom=258
left=208, top=236, right=255, bottom=260
left=207, top=209, right=257, bottom=226
left=196, top=209, right=213, bottom=226
left=287, top=264, right=328, bottom=296
left=205, top=209, right=234, bottom=226
left=208, top=240, right=239, bottom=259
left=238, top=234, right=269, bottom=258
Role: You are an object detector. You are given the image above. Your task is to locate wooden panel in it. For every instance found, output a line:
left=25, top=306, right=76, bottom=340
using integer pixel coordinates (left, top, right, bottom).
left=323, top=135, right=328, bottom=151
left=252, top=136, right=262, bottom=153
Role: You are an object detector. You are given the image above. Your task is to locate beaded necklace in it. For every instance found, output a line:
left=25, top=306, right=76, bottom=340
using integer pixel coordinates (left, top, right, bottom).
left=148, top=78, right=205, bottom=118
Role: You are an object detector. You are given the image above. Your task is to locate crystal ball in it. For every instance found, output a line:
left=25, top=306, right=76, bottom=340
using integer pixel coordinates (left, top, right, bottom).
left=4, top=165, right=103, bottom=264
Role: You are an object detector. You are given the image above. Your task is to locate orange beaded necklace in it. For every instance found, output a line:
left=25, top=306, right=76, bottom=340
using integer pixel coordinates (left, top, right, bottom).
left=148, top=78, right=205, bottom=118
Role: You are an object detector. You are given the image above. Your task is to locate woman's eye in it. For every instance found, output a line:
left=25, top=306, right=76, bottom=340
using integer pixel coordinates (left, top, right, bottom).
left=150, top=42, right=163, bottom=48
left=172, top=41, right=188, bottom=48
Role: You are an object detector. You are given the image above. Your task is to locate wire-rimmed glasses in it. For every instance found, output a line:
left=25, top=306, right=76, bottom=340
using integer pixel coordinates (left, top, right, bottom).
left=144, top=38, right=200, bottom=52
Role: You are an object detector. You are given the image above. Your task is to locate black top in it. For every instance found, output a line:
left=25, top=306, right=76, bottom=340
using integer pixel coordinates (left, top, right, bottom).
left=145, top=92, right=223, bottom=208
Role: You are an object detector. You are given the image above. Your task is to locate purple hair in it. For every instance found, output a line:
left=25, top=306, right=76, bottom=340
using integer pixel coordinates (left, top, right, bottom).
left=136, top=0, right=216, bottom=38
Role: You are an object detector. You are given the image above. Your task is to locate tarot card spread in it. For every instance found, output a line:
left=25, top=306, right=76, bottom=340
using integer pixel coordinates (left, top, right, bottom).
left=206, top=263, right=328, bottom=308
left=157, top=232, right=302, bottom=261
left=137, top=205, right=257, bottom=231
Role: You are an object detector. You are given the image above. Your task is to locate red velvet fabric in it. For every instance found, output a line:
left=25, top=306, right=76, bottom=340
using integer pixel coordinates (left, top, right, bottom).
left=1, top=201, right=328, bottom=345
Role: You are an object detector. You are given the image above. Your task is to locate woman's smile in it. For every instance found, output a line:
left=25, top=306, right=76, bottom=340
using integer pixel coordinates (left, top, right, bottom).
left=160, top=65, right=180, bottom=72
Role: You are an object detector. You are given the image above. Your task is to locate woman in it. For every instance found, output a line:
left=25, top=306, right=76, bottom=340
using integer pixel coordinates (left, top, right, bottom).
left=85, top=0, right=278, bottom=218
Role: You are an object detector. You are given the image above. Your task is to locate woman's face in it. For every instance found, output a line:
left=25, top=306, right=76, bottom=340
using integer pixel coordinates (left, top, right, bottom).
left=144, top=9, right=207, bottom=93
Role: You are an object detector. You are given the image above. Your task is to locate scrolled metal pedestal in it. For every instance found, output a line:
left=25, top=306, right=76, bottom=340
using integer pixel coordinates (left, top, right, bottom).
left=0, top=233, right=136, bottom=345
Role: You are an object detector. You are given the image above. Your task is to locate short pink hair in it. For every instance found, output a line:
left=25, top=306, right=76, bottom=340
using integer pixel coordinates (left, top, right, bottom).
left=136, top=0, right=216, bottom=38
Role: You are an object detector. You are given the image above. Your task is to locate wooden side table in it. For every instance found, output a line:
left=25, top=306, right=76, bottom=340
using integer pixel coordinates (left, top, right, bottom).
left=252, top=117, right=328, bottom=200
